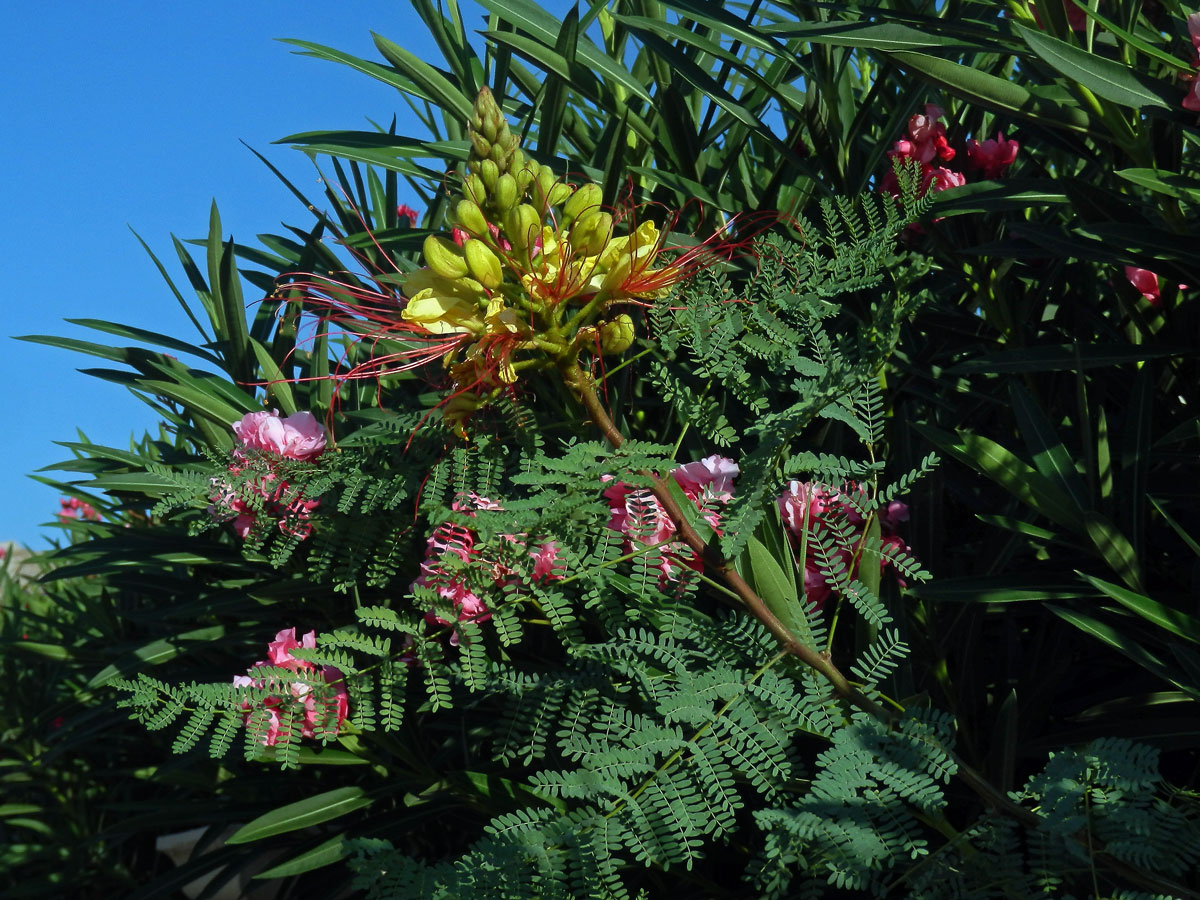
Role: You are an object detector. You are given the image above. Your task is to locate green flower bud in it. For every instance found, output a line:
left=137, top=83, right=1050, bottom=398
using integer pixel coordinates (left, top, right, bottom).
left=423, top=234, right=470, bottom=280
left=568, top=210, right=612, bottom=257
left=547, top=182, right=573, bottom=208
left=599, top=314, right=635, bottom=354
left=490, top=143, right=507, bottom=166
left=505, top=204, right=542, bottom=251
left=509, top=149, right=526, bottom=179
left=494, top=173, right=518, bottom=213
left=464, top=239, right=504, bottom=290
left=464, top=173, right=487, bottom=205
left=534, top=166, right=558, bottom=208
left=480, top=159, right=500, bottom=193
left=470, top=132, right=491, bottom=160
left=455, top=199, right=489, bottom=239
left=562, top=183, right=603, bottom=225
left=516, top=161, right=537, bottom=195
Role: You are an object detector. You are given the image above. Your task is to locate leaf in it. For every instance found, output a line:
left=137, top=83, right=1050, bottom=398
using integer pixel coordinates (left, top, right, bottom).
left=1009, top=382, right=1089, bottom=512
left=477, top=0, right=654, bottom=105
left=887, top=51, right=1098, bottom=135
left=87, top=626, right=227, bottom=689
left=226, top=787, right=372, bottom=844
left=1015, top=23, right=1174, bottom=110
left=741, top=535, right=815, bottom=648
left=914, top=423, right=1084, bottom=533
left=64, top=319, right=222, bottom=365
left=931, top=179, right=1069, bottom=217
left=249, top=339, right=297, bottom=415
left=1116, top=168, right=1200, bottom=205
left=252, top=834, right=348, bottom=879
left=1084, top=512, right=1144, bottom=592
left=1079, top=573, right=1200, bottom=645
left=1046, top=604, right=1198, bottom=697
left=767, top=20, right=985, bottom=51
left=916, top=575, right=1088, bottom=604
left=1148, top=496, right=1200, bottom=559
left=946, top=344, right=1190, bottom=374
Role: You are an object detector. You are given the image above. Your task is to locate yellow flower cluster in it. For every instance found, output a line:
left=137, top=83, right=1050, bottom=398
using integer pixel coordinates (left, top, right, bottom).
left=399, top=87, right=685, bottom=407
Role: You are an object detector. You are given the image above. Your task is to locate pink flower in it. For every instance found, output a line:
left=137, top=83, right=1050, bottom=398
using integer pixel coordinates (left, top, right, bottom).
left=233, top=410, right=327, bottom=461
left=777, top=482, right=911, bottom=609
left=531, top=541, right=565, bottom=581
left=924, top=166, right=967, bottom=193
left=1125, top=266, right=1161, bottom=305
left=397, top=204, right=420, bottom=226
left=58, top=497, right=100, bottom=522
left=603, top=456, right=738, bottom=582
left=233, top=628, right=349, bottom=747
left=966, top=134, right=1020, bottom=179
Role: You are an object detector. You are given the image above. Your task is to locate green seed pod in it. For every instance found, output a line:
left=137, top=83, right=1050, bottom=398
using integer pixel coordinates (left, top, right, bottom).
left=423, top=234, right=470, bottom=280
left=455, top=199, right=489, bottom=239
left=493, top=173, right=518, bottom=214
left=568, top=210, right=612, bottom=257
left=480, top=159, right=500, bottom=193
left=599, top=314, right=635, bottom=354
left=464, top=239, right=504, bottom=290
left=505, top=203, right=542, bottom=251
left=562, top=183, right=603, bottom=225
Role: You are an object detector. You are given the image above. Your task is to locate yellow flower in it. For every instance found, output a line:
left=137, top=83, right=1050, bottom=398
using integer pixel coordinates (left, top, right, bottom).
left=401, top=269, right=487, bottom=335
left=587, top=220, right=675, bottom=300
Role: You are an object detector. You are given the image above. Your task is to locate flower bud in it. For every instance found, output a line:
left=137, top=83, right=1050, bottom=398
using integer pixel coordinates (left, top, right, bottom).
left=493, top=173, right=518, bottom=213
left=516, top=161, right=537, bottom=195
left=534, top=166, right=558, bottom=209
left=599, top=314, right=635, bottom=354
left=423, top=234, right=470, bottom=280
left=480, top=159, right=500, bottom=193
left=562, top=183, right=603, bottom=225
left=464, top=239, right=504, bottom=290
left=505, top=204, right=542, bottom=251
left=490, top=143, right=507, bottom=165
left=548, top=183, right=572, bottom=208
left=509, top=149, right=526, bottom=179
left=464, top=174, right=487, bottom=205
left=470, top=132, right=492, bottom=160
left=454, top=199, right=489, bottom=239
left=568, top=210, right=612, bottom=257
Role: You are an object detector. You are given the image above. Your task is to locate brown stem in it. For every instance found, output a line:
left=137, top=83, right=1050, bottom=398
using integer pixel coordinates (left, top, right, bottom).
left=563, top=362, right=1199, bottom=900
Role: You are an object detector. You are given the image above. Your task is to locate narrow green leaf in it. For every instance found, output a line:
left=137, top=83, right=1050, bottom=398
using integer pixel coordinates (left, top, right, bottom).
left=1083, top=512, right=1145, bottom=592
left=768, top=20, right=984, bottom=51
left=227, top=787, right=372, bottom=844
left=1046, top=604, right=1197, bottom=697
left=914, top=423, right=1084, bottom=533
left=1148, top=496, right=1200, bottom=559
left=1009, top=382, right=1090, bottom=512
left=249, top=339, right=296, bottom=414
left=947, top=344, right=1189, bottom=374
left=1115, top=167, right=1200, bottom=205
left=1016, top=23, right=1174, bottom=110
left=741, top=535, right=815, bottom=648
left=476, top=0, right=654, bottom=105
left=252, top=834, right=348, bottom=879
left=88, top=626, right=227, bottom=689
left=372, top=33, right=474, bottom=124
left=1079, top=573, right=1200, bottom=644
left=887, top=51, right=1097, bottom=135
left=64, top=319, right=221, bottom=365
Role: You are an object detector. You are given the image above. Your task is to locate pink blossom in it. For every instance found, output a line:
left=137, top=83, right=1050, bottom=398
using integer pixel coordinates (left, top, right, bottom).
left=397, top=204, right=420, bottom=226
left=233, top=410, right=327, bottom=461
left=1125, top=266, right=1161, bottom=305
left=777, top=482, right=911, bottom=609
left=233, top=628, right=349, bottom=746
left=924, top=166, right=967, bottom=193
left=413, top=495, right=560, bottom=643
left=966, top=134, right=1020, bottom=179
left=603, top=456, right=738, bottom=582
left=58, top=497, right=101, bottom=522
left=531, top=541, right=565, bottom=581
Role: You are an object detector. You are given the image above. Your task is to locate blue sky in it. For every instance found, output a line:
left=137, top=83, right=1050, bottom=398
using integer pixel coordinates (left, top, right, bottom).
left=2, top=1, right=576, bottom=548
